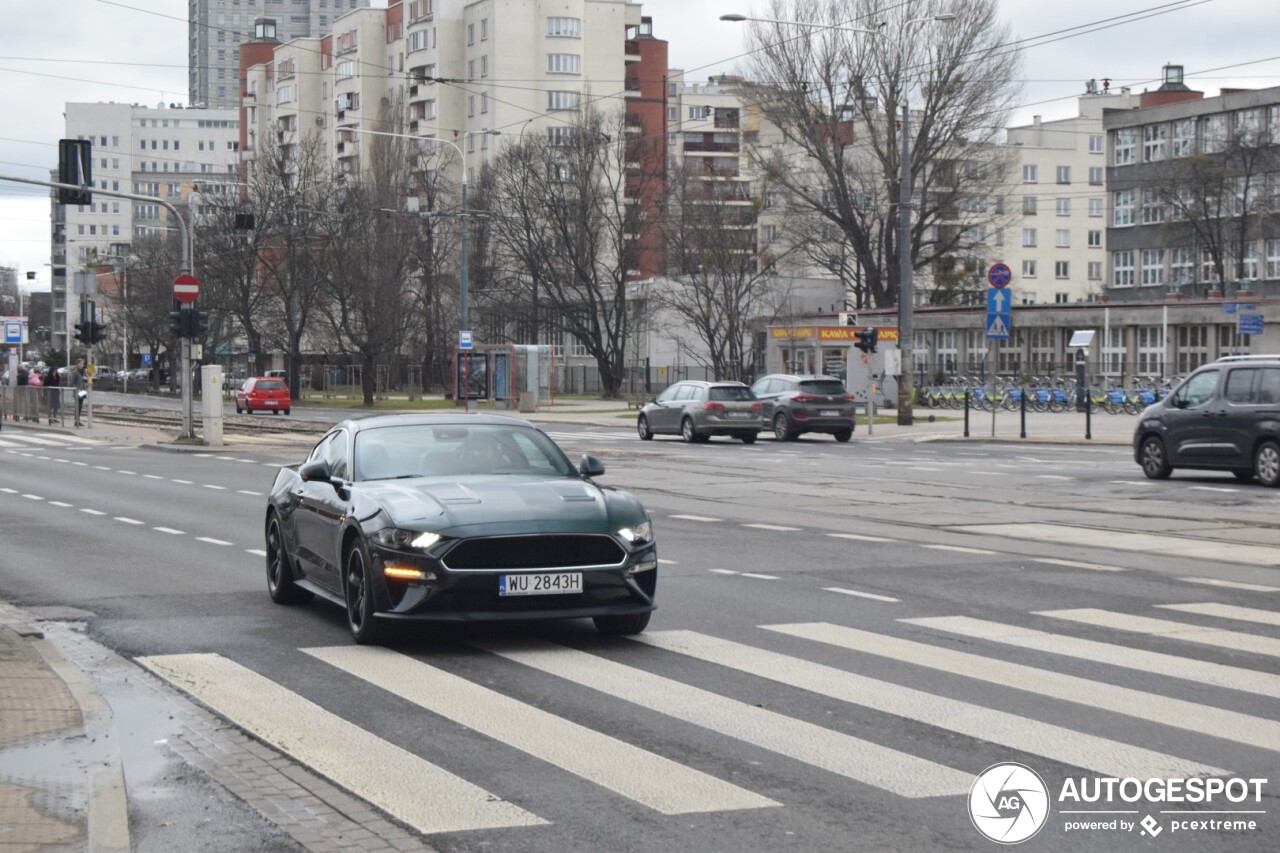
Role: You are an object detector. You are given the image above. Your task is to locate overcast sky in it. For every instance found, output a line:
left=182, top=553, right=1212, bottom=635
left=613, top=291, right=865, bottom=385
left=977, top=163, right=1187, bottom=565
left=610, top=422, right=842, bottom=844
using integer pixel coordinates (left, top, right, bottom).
left=2, top=0, right=1277, bottom=294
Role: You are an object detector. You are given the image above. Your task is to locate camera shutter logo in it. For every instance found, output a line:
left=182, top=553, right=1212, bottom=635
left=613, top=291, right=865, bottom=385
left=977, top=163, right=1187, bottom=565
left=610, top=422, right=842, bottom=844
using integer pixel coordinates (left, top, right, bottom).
left=969, top=763, right=1050, bottom=844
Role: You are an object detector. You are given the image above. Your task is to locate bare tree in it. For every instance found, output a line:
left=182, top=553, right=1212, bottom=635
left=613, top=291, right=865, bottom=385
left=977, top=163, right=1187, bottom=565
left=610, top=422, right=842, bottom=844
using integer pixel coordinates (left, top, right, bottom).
left=120, top=233, right=185, bottom=385
left=481, top=107, right=656, bottom=397
left=656, top=160, right=794, bottom=381
left=740, top=0, right=1020, bottom=309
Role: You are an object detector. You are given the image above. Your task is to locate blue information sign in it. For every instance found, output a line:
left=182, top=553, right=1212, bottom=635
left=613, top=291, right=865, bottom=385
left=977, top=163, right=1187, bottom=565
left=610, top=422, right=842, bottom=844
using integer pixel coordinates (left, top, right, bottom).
left=459, top=330, right=473, bottom=350
left=1238, top=313, right=1263, bottom=336
left=1222, top=302, right=1237, bottom=315
left=985, top=313, right=1011, bottom=340
left=141, top=353, right=153, bottom=366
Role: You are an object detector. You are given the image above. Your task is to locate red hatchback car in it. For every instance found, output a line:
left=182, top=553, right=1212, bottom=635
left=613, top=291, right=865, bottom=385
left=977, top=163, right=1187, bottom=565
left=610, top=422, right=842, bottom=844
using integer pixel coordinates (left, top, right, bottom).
left=236, top=377, right=291, bottom=415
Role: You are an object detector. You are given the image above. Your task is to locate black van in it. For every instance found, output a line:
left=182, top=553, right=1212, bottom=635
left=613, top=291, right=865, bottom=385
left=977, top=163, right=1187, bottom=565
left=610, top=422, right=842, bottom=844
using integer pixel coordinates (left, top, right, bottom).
left=1133, top=355, right=1280, bottom=485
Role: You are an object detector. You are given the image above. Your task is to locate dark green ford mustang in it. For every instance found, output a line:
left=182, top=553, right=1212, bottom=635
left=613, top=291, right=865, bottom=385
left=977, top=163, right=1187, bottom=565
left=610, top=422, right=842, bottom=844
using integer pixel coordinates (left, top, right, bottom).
left=265, top=414, right=657, bottom=644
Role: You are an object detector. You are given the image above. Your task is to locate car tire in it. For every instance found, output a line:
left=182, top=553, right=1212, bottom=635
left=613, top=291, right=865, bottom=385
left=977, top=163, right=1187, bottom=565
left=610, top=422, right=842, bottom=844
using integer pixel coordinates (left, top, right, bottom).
left=681, top=417, right=698, bottom=443
left=1233, top=470, right=1256, bottom=483
left=834, top=428, right=853, bottom=442
left=284, top=409, right=290, bottom=416
left=1254, top=440, right=1280, bottom=487
left=773, top=412, right=794, bottom=441
left=265, top=513, right=313, bottom=604
left=593, top=611, right=651, bottom=636
left=637, top=415, right=654, bottom=440
left=740, top=432, right=757, bottom=444
left=343, top=537, right=388, bottom=645
left=1139, top=435, right=1173, bottom=480
left=235, top=404, right=243, bottom=414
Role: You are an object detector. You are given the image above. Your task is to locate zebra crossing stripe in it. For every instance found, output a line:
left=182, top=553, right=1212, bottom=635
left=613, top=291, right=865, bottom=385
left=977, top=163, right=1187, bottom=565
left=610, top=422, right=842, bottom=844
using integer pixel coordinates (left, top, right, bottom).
left=1179, top=577, right=1280, bottom=593
left=138, top=653, right=546, bottom=834
left=960, top=522, right=1280, bottom=568
left=1155, top=602, right=1280, bottom=627
left=0, top=434, right=63, bottom=446
left=304, top=646, right=777, bottom=815
left=902, top=615, right=1280, bottom=701
left=640, top=630, right=1225, bottom=780
left=476, top=639, right=973, bottom=799
left=764, top=622, right=1280, bottom=755
left=1037, top=609, right=1280, bottom=658
left=38, top=432, right=98, bottom=444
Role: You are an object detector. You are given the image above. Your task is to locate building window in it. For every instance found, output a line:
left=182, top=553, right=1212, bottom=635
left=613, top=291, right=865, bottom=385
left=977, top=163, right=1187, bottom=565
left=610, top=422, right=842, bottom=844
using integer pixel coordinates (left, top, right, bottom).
left=1056, top=197, right=1070, bottom=216
left=481, top=18, right=488, bottom=40
left=1022, top=164, right=1037, bottom=183
left=1089, top=166, right=1103, bottom=185
left=1171, top=246, right=1195, bottom=288
left=1113, top=250, right=1135, bottom=286
left=1056, top=229, right=1070, bottom=248
left=467, top=23, right=474, bottom=44
left=1088, top=197, right=1103, bottom=217
left=1203, top=114, right=1227, bottom=154
left=1055, top=260, right=1070, bottom=279
left=547, top=53, right=581, bottom=74
left=1237, top=109, right=1262, bottom=143
left=468, top=95, right=474, bottom=116
left=1021, top=228, right=1037, bottom=247
left=547, top=91, right=581, bottom=110
left=1172, top=119, right=1196, bottom=157
left=480, top=55, right=487, bottom=77
left=547, top=17, right=581, bottom=37
left=1143, top=124, right=1167, bottom=161
left=1137, top=327, right=1164, bottom=374
left=1089, top=134, right=1104, bottom=153
left=1056, top=165, right=1071, bottom=184
left=1141, top=189, right=1165, bottom=224
left=548, top=126, right=573, bottom=146
left=1088, top=261, right=1102, bottom=280
left=1022, top=259, right=1037, bottom=277
left=1141, top=249, right=1165, bottom=285
left=1113, top=190, right=1134, bottom=226
left=1022, top=196, right=1037, bottom=215
left=1242, top=241, right=1260, bottom=280
left=1113, top=128, right=1135, bottom=165
left=1268, top=239, right=1280, bottom=279
left=481, top=92, right=488, bottom=113
left=424, top=99, right=436, bottom=119
left=1087, top=229, right=1102, bottom=248
left=1055, top=292, right=1070, bottom=304
left=1177, top=325, right=1210, bottom=374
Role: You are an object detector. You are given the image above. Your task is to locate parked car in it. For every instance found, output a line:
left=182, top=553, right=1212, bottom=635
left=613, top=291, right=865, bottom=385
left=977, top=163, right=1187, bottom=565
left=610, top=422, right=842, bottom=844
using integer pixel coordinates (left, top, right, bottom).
left=236, top=376, right=292, bottom=415
left=1134, top=355, right=1280, bottom=485
left=750, top=374, right=857, bottom=442
left=264, top=414, right=657, bottom=644
left=637, top=380, right=764, bottom=443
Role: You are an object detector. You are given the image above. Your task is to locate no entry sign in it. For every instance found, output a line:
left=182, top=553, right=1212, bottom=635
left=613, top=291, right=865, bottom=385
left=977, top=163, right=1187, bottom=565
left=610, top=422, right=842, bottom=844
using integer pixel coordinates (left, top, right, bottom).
left=173, top=273, right=201, bottom=303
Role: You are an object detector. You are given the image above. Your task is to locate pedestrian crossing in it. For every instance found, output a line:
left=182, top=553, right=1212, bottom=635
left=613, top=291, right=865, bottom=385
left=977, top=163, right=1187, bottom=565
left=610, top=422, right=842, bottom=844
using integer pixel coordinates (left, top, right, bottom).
left=137, top=598, right=1279, bottom=841
left=0, top=431, right=101, bottom=449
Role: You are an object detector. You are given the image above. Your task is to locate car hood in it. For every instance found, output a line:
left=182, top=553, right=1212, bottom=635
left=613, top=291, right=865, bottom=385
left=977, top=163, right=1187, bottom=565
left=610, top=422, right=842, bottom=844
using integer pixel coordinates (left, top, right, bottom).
left=360, top=475, right=641, bottom=535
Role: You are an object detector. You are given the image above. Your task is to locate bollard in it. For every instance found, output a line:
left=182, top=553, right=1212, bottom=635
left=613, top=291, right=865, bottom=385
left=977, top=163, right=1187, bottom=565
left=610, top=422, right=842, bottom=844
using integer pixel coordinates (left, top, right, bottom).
left=1085, top=390, right=1093, bottom=441
left=963, top=390, right=970, bottom=438
left=1020, top=386, right=1027, bottom=439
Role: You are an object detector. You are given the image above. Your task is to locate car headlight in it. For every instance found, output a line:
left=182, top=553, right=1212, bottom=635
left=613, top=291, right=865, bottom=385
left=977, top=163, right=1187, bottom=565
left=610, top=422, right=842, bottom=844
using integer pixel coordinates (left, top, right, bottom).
left=617, top=521, right=653, bottom=545
left=374, top=529, right=442, bottom=550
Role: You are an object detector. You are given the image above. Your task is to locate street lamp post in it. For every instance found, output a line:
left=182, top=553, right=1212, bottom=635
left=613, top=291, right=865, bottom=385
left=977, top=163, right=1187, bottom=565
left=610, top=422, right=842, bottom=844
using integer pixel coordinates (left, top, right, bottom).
left=350, top=127, right=499, bottom=411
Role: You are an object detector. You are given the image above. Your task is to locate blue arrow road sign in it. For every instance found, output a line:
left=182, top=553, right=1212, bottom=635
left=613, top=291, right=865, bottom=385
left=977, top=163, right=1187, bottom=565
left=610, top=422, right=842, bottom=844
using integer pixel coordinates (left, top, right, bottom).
left=986, top=313, right=1011, bottom=339
left=986, top=287, right=1011, bottom=315
left=1238, top=313, right=1263, bottom=336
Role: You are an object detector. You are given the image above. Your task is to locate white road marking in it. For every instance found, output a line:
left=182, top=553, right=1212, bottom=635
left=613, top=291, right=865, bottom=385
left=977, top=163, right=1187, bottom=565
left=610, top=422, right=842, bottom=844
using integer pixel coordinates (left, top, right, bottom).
left=742, top=523, right=801, bottom=532
left=153, top=527, right=185, bottom=535
left=1033, top=558, right=1125, bottom=573
left=245, top=549, right=267, bottom=557
left=1189, top=486, right=1238, bottom=493
left=138, top=653, right=545, bottom=835
left=479, top=639, right=972, bottom=799
left=1038, top=609, right=1280, bottom=658
left=770, top=622, right=1280, bottom=754
left=903, top=615, right=1280, bottom=701
left=1035, top=475, right=1073, bottom=480
left=80, top=508, right=106, bottom=516
left=202, top=484, right=227, bottom=490
left=117, top=470, right=137, bottom=476
left=22, top=494, right=44, bottom=501
left=824, top=587, right=900, bottom=603
left=2, top=434, right=62, bottom=446
left=1156, top=602, right=1280, bottom=627
left=196, top=537, right=232, bottom=546
left=171, top=479, right=193, bottom=485
left=306, top=646, right=776, bottom=815
left=48, top=501, right=72, bottom=508
left=39, top=432, right=97, bottom=444
left=643, top=630, right=1221, bottom=781
left=1179, top=576, right=1280, bottom=593
left=114, top=517, right=145, bottom=525
left=0, top=439, right=21, bottom=448
left=740, top=572, right=780, bottom=580
left=922, top=544, right=995, bottom=555
left=958, top=522, right=1280, bottom=568
left=669, top=514, right=722, bottom=523
left=94, top=465, right=111, bottom=471
left=237, top=490, right=263, bottom=496
left=72, top=461, right=88, bottom=466
left=143, top=474, right=164, bottom=480
left=657, top=558, right=677, bottom=565
left=710, top=569, right=738, bottom=575
left=827, top=533, right=894, bottom=542
left=0, top=487, right=16, bottom=494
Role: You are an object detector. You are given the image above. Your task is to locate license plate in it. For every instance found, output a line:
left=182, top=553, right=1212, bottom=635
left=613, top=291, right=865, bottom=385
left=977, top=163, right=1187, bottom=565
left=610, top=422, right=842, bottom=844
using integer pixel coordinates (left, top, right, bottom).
left=819, top=410, right=839, bottom=416
left=263, top=400, right=277, bottom=406
left=499, top=572, right=583, bottom=596
left=725, top=411, right=749, bottom=418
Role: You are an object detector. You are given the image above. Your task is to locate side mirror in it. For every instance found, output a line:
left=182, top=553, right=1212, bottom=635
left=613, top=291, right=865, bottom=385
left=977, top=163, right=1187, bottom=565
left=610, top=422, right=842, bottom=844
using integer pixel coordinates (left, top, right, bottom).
left=299, top=460, right=333, bottom=484
left=579, top=455, right=606, bottom=478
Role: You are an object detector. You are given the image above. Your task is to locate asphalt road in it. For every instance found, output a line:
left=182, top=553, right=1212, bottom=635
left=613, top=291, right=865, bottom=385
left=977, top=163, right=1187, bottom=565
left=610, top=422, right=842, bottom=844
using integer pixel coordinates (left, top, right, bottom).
left=1, top=426, right=1277, bottom=852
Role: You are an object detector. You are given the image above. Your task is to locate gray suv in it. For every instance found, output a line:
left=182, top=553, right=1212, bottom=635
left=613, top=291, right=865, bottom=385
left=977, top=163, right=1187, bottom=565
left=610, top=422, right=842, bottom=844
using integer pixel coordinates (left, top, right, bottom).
left=637, top=381, right=764, bottom=443
left=751, top=374, right=857, bottom=442
left=1134, top=355, right=1280, bottom=485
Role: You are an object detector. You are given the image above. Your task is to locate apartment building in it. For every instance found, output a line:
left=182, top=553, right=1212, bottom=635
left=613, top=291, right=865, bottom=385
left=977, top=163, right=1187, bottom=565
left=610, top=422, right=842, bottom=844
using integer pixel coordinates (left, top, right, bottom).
left=190, top=0, right=370, bottom=110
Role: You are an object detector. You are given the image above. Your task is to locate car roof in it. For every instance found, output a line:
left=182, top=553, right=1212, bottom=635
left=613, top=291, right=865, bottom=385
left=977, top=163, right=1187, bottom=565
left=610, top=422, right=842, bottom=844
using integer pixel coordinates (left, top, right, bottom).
left=1215, top=355, right=1280, bottom=363
left=335, top=412, right=537, bottom=435
left=756, top=373, right=843, bottom=382
left=673, top=380, right=747, bottom=387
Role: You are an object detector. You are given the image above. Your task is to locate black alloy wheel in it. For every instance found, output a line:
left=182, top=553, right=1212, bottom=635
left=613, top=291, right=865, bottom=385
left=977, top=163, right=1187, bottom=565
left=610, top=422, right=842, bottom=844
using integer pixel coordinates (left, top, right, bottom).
left=637, top=415, right=654, bottom=440
left=1139, top=436, right=1173, bottom=480
left=681, top=417, right=698, bottom=443
left=344, top=538, right=387, bottom=645
left=266, top=513, right=313, bottom=604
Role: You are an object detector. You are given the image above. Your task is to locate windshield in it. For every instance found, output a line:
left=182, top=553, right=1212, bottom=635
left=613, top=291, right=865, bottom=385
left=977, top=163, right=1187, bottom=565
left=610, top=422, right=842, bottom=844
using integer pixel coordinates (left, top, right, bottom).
left=709, top=386, right=755, bottom=402
left=355, top=423, right=575, bottom=480
left=798, top=380, right=848, bottom=395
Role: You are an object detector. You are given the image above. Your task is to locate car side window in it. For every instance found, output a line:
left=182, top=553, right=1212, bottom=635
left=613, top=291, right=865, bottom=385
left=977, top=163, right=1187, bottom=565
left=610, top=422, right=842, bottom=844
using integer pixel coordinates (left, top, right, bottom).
left=1223, top=369, right=1257, bottom=405
left=655, top=385, right=679, bottom=403
left=1174, top=370, right=1219, bottom=409
left=326, top=430, right=349, bottom=479
left=675, top=385, right=697, bottom=402
left=308, top=434, right=332, bottom=464
left=1259, top=368, right=1280, bottom=405
left=750, top=379, right=767, bottom=396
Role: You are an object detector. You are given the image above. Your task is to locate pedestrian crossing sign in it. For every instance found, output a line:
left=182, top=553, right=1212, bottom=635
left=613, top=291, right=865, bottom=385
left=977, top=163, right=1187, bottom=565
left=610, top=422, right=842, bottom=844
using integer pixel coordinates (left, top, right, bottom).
left=986, top=313, right=1011, bottom=339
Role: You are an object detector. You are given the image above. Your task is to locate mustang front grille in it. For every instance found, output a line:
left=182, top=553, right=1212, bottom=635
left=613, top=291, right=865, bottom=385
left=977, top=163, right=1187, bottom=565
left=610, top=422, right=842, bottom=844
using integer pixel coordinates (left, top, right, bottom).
left=443, top=535, right=626, bottom=571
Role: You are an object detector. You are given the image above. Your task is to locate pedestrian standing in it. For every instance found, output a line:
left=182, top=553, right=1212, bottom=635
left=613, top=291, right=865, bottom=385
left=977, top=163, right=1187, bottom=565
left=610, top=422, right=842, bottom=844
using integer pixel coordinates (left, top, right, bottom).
left=26, top=367, right=42, bottom=422
left=15, top=363, right=28, bottom=422
left=45, top=366, right=61, bottom=424
left=70, top=357, right=87, bottom=427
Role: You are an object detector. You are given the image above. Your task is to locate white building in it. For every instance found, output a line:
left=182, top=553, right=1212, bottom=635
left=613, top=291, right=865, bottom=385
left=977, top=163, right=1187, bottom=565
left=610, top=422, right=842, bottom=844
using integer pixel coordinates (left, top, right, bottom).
left=1002, top=88, right=1141, bottom=306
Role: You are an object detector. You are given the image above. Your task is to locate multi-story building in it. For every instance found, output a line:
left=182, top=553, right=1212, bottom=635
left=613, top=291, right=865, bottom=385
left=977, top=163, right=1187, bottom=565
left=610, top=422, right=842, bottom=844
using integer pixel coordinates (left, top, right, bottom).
left=1003, top=87, right=1140, bottom=306
left=52, top=103, right=240, bottom=354
left=190, top=0, right=370, bottom=110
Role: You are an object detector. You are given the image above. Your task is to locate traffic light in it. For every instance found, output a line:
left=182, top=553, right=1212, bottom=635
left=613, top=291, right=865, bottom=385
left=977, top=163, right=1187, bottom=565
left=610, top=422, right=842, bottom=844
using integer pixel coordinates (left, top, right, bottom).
left=854, top=327, right=878, bottom=354
left=192, top=310, right=209, bottom=338
left=89, top=321, right=108, bottom=345
left=57, top=139, right=93, bottom=205
left=170, top=309, right=185, bottom=339
left=74, top=320, right=92, bottom=344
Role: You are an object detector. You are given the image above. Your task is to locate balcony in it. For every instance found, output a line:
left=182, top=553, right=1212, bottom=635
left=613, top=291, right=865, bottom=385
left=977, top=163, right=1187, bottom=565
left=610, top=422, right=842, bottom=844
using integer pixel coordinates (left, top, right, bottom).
left=683, top=141, right=739, bottom=154
left=624, top=40, right=641, bottom=61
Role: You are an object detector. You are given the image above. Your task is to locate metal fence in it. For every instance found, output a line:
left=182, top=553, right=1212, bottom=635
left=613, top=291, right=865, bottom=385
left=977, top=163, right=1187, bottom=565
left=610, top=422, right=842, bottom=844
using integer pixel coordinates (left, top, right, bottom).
left=0, top=386, right=78, bottom=426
